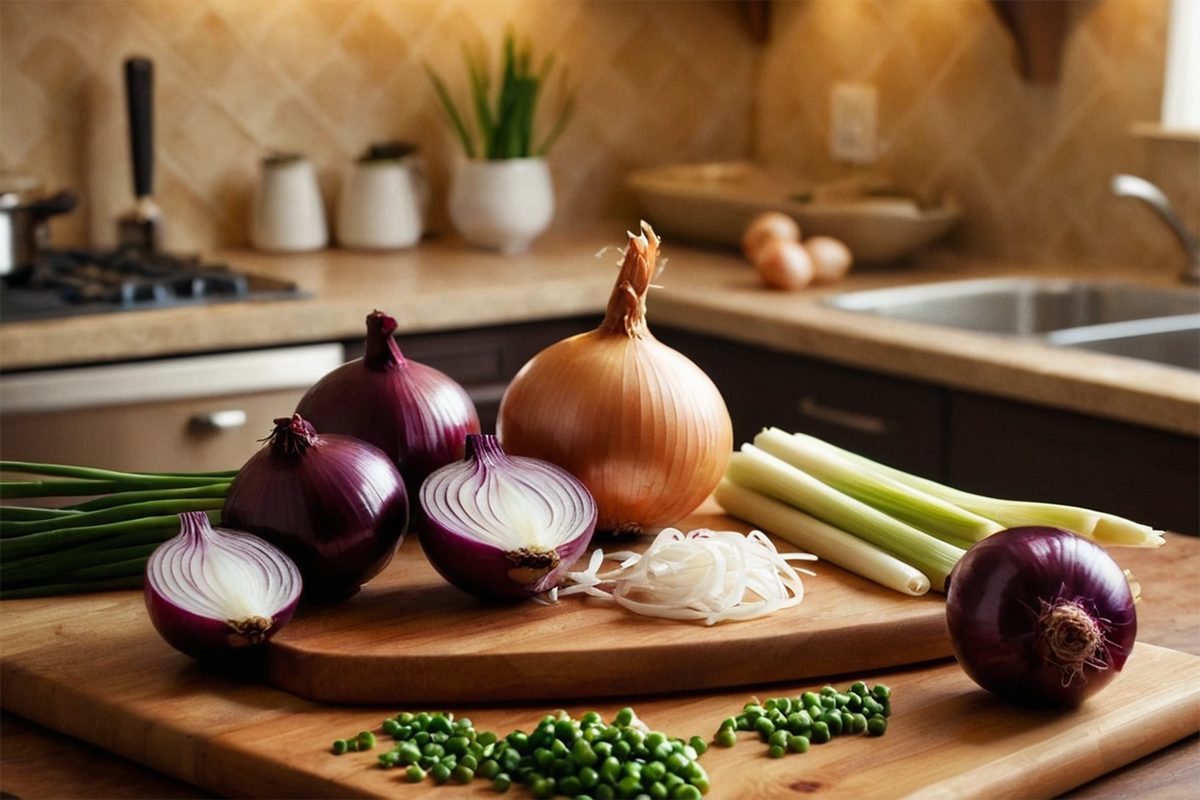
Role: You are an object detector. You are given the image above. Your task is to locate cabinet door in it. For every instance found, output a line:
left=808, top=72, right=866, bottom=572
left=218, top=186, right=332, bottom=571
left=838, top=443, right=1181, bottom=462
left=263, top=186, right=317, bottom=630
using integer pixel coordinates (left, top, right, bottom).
left=948, top=392, right=1199, bottom=536
left=655, top=328, right=947, bottom=479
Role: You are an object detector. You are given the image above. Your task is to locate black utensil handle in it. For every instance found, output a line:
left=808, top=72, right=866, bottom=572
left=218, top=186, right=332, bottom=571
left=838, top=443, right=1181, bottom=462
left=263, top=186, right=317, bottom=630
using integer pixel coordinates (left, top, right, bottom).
left=124, top=57, right=154, bottom=199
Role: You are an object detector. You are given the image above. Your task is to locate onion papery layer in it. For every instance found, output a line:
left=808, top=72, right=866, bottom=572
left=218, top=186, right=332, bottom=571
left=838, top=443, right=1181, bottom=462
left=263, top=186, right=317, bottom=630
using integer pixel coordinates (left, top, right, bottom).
left=222, top=415, right=409, bottom=602
left=295, top=310, right=481, bottom=497
left=144, top=511, right=302, bottom=661
left=419, top=434, right=597, bottom=600
left=945, top=526, right=1137, bottom=709
left=497, top=223, right=733, bottom=534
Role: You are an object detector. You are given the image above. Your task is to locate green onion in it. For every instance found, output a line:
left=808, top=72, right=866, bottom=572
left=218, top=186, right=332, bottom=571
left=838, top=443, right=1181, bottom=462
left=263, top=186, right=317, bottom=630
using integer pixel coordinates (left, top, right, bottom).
left=725, top=445, right=965, bottom=592
left=0, top=462, right=235, bottom=598
left=777, top=430, right=1163, bottom=548
left=713, top=478, right=932, bottom=596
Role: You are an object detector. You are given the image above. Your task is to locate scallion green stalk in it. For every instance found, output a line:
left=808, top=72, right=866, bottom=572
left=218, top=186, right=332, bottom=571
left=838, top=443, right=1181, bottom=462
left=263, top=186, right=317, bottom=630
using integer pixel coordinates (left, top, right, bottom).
left=780, top=431, right=1164, bottom=548
left=725, top=445, right=965, bottom=591
left=714, top=478, right=932, bottom=597
left=753, top=427, right=1002, bottom=545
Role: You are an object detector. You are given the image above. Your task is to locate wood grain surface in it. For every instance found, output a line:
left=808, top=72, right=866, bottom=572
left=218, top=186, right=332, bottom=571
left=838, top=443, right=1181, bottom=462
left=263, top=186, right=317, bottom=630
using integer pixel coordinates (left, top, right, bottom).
left=2, top=510, right=1197, bottom=799
left=265, top=508, right=949, bottom=704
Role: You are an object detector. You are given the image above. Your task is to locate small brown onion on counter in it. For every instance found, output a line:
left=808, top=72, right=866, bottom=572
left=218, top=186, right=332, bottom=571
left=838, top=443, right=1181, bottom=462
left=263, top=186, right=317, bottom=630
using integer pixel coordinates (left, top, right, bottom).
left=418, top=434, right=597, bottom=600
left=497, top=221, right=733, bottom=535
left=295, top=310, right=480, bottom=497
left=144, top=511, right=302, bottom=661
left=222, top=414, right=409, bottom=601
left=755, top=238, right=814, bottom=291
left=804, top=235, right=853, bottom=284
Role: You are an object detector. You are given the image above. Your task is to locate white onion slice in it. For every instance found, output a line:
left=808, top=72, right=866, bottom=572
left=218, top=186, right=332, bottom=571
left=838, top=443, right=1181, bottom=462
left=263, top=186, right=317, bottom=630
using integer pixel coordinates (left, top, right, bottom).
left=561, top=527, right=816, bottom=625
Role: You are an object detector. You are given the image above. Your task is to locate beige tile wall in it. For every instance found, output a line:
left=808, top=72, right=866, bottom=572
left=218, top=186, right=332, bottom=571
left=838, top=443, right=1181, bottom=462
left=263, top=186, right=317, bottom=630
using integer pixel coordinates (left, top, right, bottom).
left=2, top=0, right=1195, bottom=274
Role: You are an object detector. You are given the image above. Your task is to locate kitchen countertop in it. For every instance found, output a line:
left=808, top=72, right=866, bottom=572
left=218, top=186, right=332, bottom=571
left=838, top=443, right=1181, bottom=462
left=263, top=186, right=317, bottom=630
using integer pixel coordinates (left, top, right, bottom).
left=1, top=226, right=1197, bottom=438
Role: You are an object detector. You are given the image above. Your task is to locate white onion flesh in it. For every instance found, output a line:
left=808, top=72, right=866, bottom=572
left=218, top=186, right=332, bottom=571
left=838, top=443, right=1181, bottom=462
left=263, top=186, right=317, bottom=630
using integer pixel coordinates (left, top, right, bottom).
left=561, top=528, right=816, bottom=625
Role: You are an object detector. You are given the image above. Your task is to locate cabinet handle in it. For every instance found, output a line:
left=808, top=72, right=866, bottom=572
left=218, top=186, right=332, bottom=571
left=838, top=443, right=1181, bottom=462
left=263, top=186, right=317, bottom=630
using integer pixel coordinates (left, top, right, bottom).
left=188, top=409, right=248, bottom=432
left=798, top=396, right=893, bottom=435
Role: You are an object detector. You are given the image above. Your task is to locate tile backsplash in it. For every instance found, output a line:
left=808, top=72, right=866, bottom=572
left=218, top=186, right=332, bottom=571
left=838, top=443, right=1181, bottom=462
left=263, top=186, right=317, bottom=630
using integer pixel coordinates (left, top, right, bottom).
left=2, top=0, right=1196, bottom=274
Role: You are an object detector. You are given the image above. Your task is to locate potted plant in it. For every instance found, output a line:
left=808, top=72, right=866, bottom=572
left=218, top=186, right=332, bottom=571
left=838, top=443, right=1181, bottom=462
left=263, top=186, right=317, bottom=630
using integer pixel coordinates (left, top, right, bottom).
left=427, top=30, right=574, bottom=254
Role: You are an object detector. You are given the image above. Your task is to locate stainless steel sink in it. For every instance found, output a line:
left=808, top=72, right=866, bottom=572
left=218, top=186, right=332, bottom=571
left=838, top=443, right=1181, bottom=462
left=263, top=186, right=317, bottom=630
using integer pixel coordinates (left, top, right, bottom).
left=825, top=278, right=1199, bottom=335
left=1047, top=315, right=1200, bottom=372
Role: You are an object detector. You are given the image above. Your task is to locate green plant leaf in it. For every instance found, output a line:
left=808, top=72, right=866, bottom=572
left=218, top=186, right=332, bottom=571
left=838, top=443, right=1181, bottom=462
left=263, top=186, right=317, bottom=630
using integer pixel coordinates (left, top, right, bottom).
left=425, top=63, right=475, bottom=159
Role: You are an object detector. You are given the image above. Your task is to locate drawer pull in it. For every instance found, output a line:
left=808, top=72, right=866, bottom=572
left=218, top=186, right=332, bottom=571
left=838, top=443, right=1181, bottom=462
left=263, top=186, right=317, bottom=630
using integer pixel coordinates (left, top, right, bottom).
left=798, top=396, right=892, bottom=435
left=189, top=409, right=248, bottom=432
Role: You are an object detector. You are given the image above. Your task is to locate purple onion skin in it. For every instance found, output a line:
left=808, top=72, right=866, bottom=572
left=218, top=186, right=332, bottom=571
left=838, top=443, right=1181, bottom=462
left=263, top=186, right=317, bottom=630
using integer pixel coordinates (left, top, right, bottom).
left=144, top=585, right=298, bottom=663
left=945, top=526, right=1137, bottom=709
left=222, top=415, right=410, bottom=602
left=295, top=311, right=481, bottom=498
left=419, top=518, right=594, bottom=601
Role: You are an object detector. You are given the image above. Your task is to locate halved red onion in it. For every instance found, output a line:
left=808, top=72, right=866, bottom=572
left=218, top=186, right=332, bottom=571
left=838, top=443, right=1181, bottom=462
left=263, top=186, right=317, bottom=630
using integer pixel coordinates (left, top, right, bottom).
left=418, top=434, right=597, bottom=600
left=144, top=511, right=302, bottom=661
left=222, top=414, right=409, bottom=601
left=295, top=310, right=480, bottom=498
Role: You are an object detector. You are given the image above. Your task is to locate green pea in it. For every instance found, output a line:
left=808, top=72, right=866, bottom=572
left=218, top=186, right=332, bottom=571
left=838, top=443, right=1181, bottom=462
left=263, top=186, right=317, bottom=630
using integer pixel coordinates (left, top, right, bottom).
left=452, top=764, right=475, bottom=784
left=867, top=715, right=888, bottom=736
left=843, top=692, right=863, bottom=713
left=559, top=775, right=582, bottom=796
left=753, top=716, right=776, bottom=738
left=331, top=739, right=350, bottom=755
left=397, top=712, right=416, bottom=725
left=819, top=710, right=843, bottom=736
left=577, top=765, right=600, bottom=790
left=810, top=721, right=831, bottom=744
left=507, top=731, right=529, bottom=752
left=428, top=714, right=454, bottom=735
left=616, top=775, right=642, bottom=797
left=532, top=776, right=557, bottom=799
left=800, top=691, right=820, bottom=708
left=493, top=772, right=513, bottom=793
left=665, top=751, right=690, bottom=775
left=643, top=760, right=668, bottom=783
left=593, top=740, right=613, bottom=759
left=787, top=710, right=813, bottom=733
left=595, top=783, right=616, bottom=800
left=768, top=744, right=786, bottom=758
left=849, top=681, right=869, bottom=697
left=413, top=730, right=431, bottom=747
left=581, top=711, right=603, bottom=726
left=848, top=713, right=868, bottom=735
left=429, top=762, right=452, bottom=785
left=477, top=757, right=500, bottom=780
left=688, top=735, right=708, bottom=756
left=715, top=728, right=738, bottom=748
left=674, top=785, right=703, bottom=800
left=614, top=707, right=636, bottom=727
left=612, top=739, right=632, bottom=760
left=405, top=764, right=426, bottom=782
left=460, top=753, right=479, bottom=771
left=649, top=780, right=670, bottom=800
left=599, top=755, right=622, bottom=783
left=382, top=718, right=401, bottom=738
left=534, top=747, right=555, bottom=771
left=872, top=684, right=892, bottom=700
left=788, top=734, right=810, bottom=754
left=768, top=729, right=790, bottom=749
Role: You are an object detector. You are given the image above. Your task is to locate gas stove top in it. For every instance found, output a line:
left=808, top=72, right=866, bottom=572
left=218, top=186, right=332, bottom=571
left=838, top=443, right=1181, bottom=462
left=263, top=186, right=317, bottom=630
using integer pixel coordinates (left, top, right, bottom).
left=0, top=248, right=308, bottom=322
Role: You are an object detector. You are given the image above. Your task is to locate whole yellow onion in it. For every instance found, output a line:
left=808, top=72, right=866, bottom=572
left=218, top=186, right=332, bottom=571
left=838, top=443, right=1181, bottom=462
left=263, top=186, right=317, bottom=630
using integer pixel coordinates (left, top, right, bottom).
left=497, top=222, right=733, bottom=534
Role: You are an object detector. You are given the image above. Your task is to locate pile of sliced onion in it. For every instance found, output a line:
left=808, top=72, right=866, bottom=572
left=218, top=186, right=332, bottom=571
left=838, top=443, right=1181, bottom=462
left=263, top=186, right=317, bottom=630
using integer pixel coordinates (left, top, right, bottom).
left=418, top=434, right=597, bottom=600
left=561, top=528, right=816, bottom=625
left=144, top=511, right=302, bottom=661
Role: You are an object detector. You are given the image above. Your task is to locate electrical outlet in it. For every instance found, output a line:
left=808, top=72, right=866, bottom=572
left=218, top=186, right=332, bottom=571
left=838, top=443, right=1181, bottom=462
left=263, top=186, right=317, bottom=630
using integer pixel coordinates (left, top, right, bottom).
left=830, top=82, right=878, bottom=164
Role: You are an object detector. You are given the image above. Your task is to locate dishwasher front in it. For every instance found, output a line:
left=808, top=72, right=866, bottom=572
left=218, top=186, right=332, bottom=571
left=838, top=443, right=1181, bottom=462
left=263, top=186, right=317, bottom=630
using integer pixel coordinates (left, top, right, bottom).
left=0, top=343, right=345, bottom=474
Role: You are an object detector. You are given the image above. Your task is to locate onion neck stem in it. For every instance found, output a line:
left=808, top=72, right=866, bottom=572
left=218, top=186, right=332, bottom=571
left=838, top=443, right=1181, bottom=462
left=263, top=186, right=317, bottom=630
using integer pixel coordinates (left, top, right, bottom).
left=267, top=414, right=320, bottom=457
left=600, top=222, right=659, bottom=339
left=363, top=310, right=407, bottom=370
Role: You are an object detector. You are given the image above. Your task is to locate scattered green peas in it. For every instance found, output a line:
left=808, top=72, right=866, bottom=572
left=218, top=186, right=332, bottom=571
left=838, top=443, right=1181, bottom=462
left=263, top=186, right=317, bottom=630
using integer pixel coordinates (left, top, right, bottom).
left=405, top=764, right=425, bottom=783
left=867, top=715, right=888, bottom=736
left=331, top=739, right=350, bottom=755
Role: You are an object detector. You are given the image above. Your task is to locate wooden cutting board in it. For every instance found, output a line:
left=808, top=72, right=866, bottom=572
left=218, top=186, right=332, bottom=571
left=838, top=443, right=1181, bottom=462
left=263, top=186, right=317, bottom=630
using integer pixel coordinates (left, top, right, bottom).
left=0, top=586, right=1196, bottom=800
left=264, top=507, right=951, bottom=704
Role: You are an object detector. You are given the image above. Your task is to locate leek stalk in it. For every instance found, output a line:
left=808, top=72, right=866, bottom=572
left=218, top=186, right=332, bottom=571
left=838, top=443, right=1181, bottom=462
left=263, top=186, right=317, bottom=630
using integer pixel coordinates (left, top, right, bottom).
left=780, top=431, right=1164, bottom=548
left=725, top=445, right=965, bottom=591
left=753, top=427, right=1002, bottom=545
left=714, top=479, right=932, bottom=597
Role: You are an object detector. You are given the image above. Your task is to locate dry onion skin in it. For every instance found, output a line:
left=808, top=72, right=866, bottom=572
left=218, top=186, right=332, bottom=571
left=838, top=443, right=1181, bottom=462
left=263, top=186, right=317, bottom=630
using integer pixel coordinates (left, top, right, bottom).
left=755, top=238, right=814, bottom=291
left=742, top=212, right=800, bottom=262
left=805, top=236, right=854, bottom=284
left=561, top=527, right=817, bottom=625
left=497, top=222, right=733, bottom=534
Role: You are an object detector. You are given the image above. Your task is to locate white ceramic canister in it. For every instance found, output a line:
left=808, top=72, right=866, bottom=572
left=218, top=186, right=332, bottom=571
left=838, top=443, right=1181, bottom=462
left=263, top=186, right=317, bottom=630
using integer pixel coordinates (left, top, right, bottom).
left=447, top=157, right=555, bottom=254
left=251, top=154, right=328, bottom=252
left=336, top=154, right=428, bottom=250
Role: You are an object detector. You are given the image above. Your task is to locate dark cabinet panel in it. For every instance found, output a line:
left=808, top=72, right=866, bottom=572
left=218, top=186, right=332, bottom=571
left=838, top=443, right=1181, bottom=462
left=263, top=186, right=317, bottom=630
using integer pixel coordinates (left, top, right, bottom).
left=948, top=392, right=1199, bottom=536
left=655, top=327, right=947, bottom=480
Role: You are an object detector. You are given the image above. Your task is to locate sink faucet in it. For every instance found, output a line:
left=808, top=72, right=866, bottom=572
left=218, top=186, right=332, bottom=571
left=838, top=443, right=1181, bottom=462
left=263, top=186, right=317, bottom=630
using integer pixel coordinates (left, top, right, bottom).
left=1111, top=174, right=1200, bottom=284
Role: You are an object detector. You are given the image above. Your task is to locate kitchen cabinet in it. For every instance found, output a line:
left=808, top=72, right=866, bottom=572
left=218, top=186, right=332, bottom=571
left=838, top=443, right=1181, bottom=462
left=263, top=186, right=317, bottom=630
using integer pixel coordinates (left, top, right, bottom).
left=947, top=392, right=1200, bottom=538
left=655, top=327, right=948, bottom=480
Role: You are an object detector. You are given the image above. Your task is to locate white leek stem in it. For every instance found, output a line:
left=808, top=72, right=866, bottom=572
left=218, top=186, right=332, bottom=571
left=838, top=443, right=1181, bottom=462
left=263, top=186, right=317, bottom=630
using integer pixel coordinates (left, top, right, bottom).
left=725, top=446, right=964, bottom=592
left=714, top=479, right=931, bottom=597
left=754, top=427, right=1003, bottom=544
left=786, top=431, right=1164, bottom=548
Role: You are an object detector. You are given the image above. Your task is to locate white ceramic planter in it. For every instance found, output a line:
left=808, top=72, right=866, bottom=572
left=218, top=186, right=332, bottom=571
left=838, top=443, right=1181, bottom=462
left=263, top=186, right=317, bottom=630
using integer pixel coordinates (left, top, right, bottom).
left=448, top=157, right=554, bottom=254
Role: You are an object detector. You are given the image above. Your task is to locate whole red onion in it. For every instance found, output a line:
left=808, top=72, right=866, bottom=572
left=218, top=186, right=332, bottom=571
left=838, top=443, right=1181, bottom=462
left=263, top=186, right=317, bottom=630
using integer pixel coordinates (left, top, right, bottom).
left=945, top=526, right=1137, bottom=709
left=144, top=511, right=302, bottom=661
left=222, top=414, right=409, bottom=601
left=295, top=310, right=480, bottom=497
